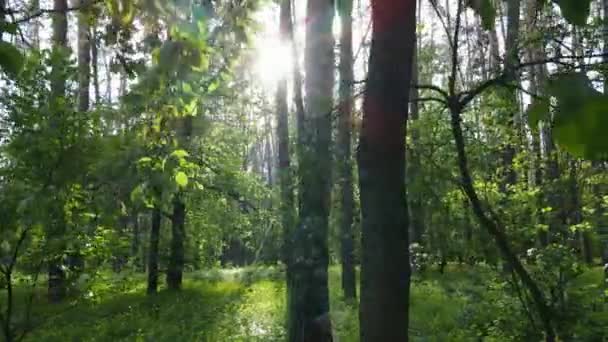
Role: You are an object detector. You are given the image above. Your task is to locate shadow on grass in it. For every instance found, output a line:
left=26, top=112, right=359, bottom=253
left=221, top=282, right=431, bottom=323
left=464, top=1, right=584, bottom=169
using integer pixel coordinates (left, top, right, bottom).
left=23, top=280, right=246, bottom=341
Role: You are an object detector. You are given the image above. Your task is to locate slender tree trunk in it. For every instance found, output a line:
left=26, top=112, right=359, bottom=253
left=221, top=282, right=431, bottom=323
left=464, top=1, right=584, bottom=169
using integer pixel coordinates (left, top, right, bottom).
left=526, top=6, right=557, bottom=247
left=500, top=0, right=520, bottom=192
left=30, top=0, right=40, bottom=47
left=564, top=159, right=592, bottom=263
left=488, top=28, right=500, bottom=75
left=449, top=105, right=556, bottom=341
left=91, top=29, right=100, bottom=105
left=337, top=0, right=356, bottom=300
left=48, top=0, right=69, bottom=304
left=167, top=94, right=193, bottom=290
left=0, top=1, right=5, bottom=41
left=132, top=213, right=141, bottom=271
left=147, top=208, right=161, bottom=295
left=167, top=197, right=185, bottom=290
left=77, top=0, right=91, bottom=112
left=288, top=0, right=306, bottom=160
left=357, top=0, right=416, bottom=340
left=105, top=52, right=112, bottom=104
left=287, top=0, right=335, bottom=340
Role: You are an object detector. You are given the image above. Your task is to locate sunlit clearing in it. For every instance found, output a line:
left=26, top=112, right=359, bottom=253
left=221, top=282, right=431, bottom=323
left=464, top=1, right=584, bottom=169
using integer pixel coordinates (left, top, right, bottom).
left=254, top=36, right=292, bottom=88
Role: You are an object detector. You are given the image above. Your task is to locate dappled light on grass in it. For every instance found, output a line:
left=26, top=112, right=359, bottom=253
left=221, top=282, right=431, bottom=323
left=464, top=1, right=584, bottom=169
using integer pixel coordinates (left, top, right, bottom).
left=16, top=265, right=606, bottom=341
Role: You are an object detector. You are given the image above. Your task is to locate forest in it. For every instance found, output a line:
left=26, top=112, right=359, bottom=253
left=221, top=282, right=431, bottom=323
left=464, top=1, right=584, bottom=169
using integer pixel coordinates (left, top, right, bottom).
left=0, top=0, right=607, bottom=341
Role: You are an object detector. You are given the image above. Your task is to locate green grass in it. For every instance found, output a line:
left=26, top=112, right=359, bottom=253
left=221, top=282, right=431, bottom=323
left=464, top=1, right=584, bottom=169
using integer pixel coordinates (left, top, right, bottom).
left=8, top=265, right=605, bottom=341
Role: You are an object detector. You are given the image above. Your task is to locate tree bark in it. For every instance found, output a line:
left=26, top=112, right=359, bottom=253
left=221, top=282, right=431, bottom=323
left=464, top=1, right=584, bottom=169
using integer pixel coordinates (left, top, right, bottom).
left=277, top=0, right=298, bottom=334
left=147, top=208, right=161, bottom=295
left=47, top=0, right=69, bottom=304
left=357, top=0, right=416, bottom=340
left=500, top=0, right=520, bottom=192
left=287, top=0, right=335, bottom=340
left=167, top=197, right=186, bottom=290
left=488, top=28, right=500, bottom=75
left=408, top=36, right=424, bottom=245
left=131, top=213, right=142, bottom=271
left=77, top=0, right=91, bottom=112
left=91, top=29, right=100, bottom=105
left=337, top=0, right=356, bottom=300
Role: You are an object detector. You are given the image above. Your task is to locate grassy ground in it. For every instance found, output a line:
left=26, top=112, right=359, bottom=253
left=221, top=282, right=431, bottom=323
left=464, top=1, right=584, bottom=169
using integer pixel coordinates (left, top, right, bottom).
left=8, top=265, right=606, bottom=341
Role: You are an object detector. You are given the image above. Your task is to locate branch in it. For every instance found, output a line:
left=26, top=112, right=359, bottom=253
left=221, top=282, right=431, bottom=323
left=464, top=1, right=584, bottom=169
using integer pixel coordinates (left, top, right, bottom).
left=202, top=183, right=258, bottom=212
left=448, top=105, right=556, bottom=339
left=458, top=73, right=507, bottom=108
left=413, top=84, right=450, bottom=99
left=17, top=259, right=44, bottom=341
left=5, top=0, right=102, bottom=25
left=449, top=0, right=463, bottom=97
left=457, top=52, right=608, bottom=109
left=410, top=97, right=448, bottom=105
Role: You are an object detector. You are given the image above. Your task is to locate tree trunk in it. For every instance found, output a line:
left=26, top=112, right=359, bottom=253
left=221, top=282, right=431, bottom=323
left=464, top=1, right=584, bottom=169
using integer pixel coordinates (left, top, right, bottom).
left=337, top=0, right=356, bottom=300
left=92, top=29, right=100, bottom=105
left=287, top=0, right=335, bottom=340
left=288, top=0, right=306, bottom=164
left=408, top=35, right=424, bottom=245
left=500, top=0, right=520, bottom=192
left=567, top=160, right=592, bottom=263
left=147, top=208, right=161, bottom=295
left=357, top=0, right=416, bottom=340
left=105, top=53, right=112, bottom=104
left=277, top=0, right=297, bottom=331
left=131, top=213, right=142, bottom=271
left=488, top=28, right=500, bottom=75
left=77, top=0, right=91, bottom=112
left=167, top=197, right=186, bottom=290
left=48, top=0, right=68, bottom=304
left=30, top=0, right=40, bottom=47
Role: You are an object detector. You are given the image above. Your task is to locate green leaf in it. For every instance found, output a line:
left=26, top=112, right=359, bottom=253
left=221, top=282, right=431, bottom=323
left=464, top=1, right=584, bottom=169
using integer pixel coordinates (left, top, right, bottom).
left=175, top=171, right=189, bottom=188
left=555, top=0, right=590, bottom=25
left=549, top=72, right=608, bottom=160
left=208, top=81, right=220, bottom=93
left=527, top=98, right=550, bottom=128
left=0, top=42, right=24, bottom=76
left=138, top=156, right=153, bottom=164
left=554, top=95, right=608, bottom=160
left=170, top=149, right=190, bottom=159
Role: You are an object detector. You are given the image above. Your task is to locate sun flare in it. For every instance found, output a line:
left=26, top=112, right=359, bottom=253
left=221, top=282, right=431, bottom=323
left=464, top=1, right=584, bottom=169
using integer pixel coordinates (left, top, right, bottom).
left=253, top=37, right=293, bottom=88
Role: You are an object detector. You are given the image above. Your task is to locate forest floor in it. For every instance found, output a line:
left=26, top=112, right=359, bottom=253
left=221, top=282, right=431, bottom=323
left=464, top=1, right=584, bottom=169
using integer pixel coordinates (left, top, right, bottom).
left=12, top=265, right=606, bottom=341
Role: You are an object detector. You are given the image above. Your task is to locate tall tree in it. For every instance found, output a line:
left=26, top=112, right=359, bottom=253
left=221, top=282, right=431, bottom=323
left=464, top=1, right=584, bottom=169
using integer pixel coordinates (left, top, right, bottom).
left=77, top=0, right=91, bottom=112
left=167, top=195, right=186, bottom=290
left=500, top=0, right=520, bottom=192
left=276, top=0, right=298, bottom=333
left=357, top=0, right=416, bottom=340
left=288, top=0, right=335, bottom=339
left=337, top=0, right=356, bottom=300
left=147, top=207, right=162, bottom=294
left=48, top=0, right=69, bottom=304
